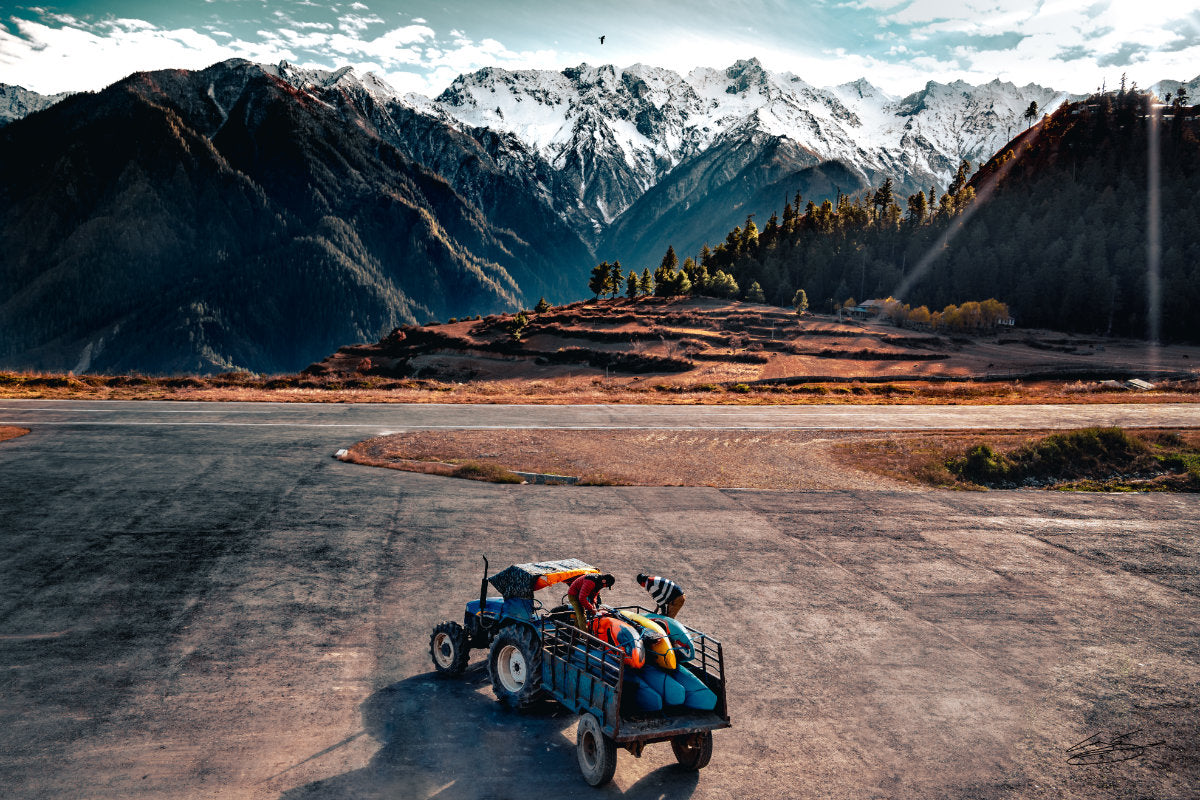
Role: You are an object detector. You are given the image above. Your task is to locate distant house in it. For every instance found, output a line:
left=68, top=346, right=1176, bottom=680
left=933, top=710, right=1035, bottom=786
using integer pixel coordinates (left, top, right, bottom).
left=845, top=299, right=888, bottom=319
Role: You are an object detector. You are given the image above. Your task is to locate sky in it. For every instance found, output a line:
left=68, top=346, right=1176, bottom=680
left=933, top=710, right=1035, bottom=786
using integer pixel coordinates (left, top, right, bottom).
left=0, top=1, right=1197, bottom=97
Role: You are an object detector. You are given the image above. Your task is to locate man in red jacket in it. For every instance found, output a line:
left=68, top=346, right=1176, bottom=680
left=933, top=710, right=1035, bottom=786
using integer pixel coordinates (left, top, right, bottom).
left=567, top=572, right=615, bottom=628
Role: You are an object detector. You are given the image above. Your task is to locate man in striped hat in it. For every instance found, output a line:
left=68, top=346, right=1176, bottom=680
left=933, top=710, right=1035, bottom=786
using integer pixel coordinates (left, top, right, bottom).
left=636, top=573, right=685, bottom=618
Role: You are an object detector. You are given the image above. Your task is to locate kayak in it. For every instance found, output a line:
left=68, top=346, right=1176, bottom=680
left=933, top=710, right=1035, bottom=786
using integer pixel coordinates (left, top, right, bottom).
left=617, top=610, right=677, bottom=670
left=672, top=665, right=718, bottom=711
left=645, top=612, right=695, bottom=663
left=590, top=612, right=646, bottom=670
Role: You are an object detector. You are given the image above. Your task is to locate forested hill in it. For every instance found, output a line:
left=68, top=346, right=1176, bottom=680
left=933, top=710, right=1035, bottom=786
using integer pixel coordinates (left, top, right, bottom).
left=661, top=89, right=1200, bottom=342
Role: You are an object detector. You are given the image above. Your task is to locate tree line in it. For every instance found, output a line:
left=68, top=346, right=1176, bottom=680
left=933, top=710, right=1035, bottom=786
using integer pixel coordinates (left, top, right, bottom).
left=585, top=85, right=1200, bottom=342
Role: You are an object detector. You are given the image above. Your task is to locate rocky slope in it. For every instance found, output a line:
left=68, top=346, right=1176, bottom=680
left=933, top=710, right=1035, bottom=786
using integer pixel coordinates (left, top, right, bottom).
left=0, top=83, right=74, bottom=126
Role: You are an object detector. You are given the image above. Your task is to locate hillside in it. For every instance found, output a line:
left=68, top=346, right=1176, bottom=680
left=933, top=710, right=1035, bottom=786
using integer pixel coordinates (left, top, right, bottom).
left=0, top=61, right=590, bottom=375
left=304, top=297, right=1199, bottom=388
left=3, top=59, right=1196, bottom=375
left=674, top=91, right=1200, bottom=343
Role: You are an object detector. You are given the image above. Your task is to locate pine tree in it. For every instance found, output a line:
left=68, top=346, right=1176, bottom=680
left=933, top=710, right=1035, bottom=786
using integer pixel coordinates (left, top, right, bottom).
left=745, top=281, right=765, bottom=303
left=906, top=191, right=929, bottom=226
left=638, top=268, right=653, bottom=295
left=742, top=219, right=759, bottom=253
left=705, top=270, right=739, bottom=298
left=660, top=245, right=678, bottom=272
left=607, top=260, right=625, bottom=298
left=1023, top=100, right=1039, bottom=126
left=508, top=311, right=529, bottom=341
left=625, top=269, right=638, bottom=298
left=534, top=297, right=551, bottom=313
left=588, top=262, right=609, bottom=297
left=873, top=178, right=895, bottom=221
left=792, top=288, right=809, bottom=316
left=948, top=160, right=971, bottom=197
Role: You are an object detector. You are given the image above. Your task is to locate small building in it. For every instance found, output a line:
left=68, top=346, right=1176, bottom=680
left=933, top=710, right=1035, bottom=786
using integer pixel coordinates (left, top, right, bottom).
left=845, top=299, right=889, bottom=319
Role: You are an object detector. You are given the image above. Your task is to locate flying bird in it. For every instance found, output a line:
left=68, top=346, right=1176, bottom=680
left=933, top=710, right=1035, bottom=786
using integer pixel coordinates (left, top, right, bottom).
left=599, top=35, right=605, bottom=44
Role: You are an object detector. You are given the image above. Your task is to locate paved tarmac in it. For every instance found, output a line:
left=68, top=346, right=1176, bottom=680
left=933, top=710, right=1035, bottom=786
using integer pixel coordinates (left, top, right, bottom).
left=1, top=400, right=1198, bottom=799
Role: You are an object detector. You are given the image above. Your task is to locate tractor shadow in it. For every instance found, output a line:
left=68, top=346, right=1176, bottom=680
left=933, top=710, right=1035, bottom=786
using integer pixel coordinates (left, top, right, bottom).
left=280, top=661, right=701, bottom=799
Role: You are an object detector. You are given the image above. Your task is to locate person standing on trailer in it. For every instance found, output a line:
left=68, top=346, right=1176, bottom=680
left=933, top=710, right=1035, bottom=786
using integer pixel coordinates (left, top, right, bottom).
left=567, top=572, right=615, bottom=628
left=637, top=573, right=685, bottom=618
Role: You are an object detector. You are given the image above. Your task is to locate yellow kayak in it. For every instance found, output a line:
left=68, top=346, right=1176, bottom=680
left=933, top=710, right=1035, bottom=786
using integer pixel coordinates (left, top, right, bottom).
left=618, top=610, right=677, bottom=670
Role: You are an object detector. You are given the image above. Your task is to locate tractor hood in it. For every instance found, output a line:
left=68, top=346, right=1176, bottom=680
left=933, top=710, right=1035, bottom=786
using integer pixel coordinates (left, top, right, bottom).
left=488, top=559, right=598, bottom=599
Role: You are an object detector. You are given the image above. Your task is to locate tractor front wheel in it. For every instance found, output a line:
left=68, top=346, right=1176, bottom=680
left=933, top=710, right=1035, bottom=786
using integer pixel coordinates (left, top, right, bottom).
left=670, top=730, right=713, bottom=770
left=488, top=625, right=543, bottom=709
left=576, top=712, right=617, bottom=786
left=429, top=621, right=469, bottom=676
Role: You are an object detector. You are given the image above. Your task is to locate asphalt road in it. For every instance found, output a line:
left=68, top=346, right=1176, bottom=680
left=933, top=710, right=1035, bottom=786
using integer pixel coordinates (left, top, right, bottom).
left=1, top=400, right=1198, bottom=799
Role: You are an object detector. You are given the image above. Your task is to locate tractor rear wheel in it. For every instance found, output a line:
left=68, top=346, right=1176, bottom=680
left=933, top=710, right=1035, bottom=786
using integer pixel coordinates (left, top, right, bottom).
left=670, top=730, right=713, bottom=770
left=576, top=712, right=617, bottom=786
left=429, top=621, right=469, bottom=675
left=488, top=625, right=542, bottom=709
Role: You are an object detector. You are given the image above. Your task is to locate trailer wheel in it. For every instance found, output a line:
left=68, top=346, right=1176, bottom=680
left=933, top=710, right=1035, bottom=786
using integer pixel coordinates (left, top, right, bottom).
left=576, top=712, right=617, bottom=786
left=429, top=621, right=469, bottom=675
left=671, top=730, right=713, bottom=770
left=488, top=625, right=542, bottom=709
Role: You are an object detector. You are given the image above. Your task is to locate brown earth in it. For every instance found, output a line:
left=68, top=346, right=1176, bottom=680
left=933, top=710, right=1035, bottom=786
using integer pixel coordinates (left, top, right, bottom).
left=4, top=298, right=1196, bottom=405
left=348, top=429, right=932, bottom=491
left=0, top=426, right=29, bottom=443
left=347, top=427, right=1200, bottom=492
left=308, top=296, right=1199, bottom=388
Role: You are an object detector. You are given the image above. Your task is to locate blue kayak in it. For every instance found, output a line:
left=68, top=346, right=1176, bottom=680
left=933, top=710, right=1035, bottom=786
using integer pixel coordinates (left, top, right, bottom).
left=673, top=665, right=718, bottom=710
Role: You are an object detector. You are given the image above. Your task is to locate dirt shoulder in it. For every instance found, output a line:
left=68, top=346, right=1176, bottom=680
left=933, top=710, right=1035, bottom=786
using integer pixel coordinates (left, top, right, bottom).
left=0, top=426, right=29, bottom=443
left=347, top=429, right=916, bottom=491
left=346, top=427, right=1200, bottom=492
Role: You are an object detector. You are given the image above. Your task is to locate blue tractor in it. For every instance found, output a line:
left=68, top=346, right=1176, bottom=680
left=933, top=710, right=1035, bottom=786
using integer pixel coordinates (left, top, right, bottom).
left=429, top=558, right=731, bottom=786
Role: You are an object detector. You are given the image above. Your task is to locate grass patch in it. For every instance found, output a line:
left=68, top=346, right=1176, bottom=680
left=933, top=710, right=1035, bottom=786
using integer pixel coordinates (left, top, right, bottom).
left=837, top=427, right=1200, bottom=492
left=944, top=427, right=1200, bottom=490
left=948, top=427, right=1159, bottom=487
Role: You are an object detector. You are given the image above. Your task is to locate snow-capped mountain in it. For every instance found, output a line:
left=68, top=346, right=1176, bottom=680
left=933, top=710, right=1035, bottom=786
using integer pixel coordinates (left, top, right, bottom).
left=417, top=58, right=1078, bottom=236
left=0, top=84, right=74, bottom=126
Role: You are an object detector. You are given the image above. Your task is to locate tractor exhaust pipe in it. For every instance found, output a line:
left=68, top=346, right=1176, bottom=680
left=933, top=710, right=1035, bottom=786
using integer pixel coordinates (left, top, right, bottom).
left=479, top=555, right=489, bottom=614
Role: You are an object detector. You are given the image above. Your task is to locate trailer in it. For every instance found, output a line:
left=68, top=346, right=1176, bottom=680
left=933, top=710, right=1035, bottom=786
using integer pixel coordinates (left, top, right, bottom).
left=540, top=608, right=730, bottom=785
left=429, top=559, right=731, bottom=786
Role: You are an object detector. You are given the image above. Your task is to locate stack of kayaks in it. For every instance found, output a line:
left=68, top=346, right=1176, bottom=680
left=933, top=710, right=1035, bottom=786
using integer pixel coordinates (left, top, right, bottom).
left=588, top=610, right=717, bottom=712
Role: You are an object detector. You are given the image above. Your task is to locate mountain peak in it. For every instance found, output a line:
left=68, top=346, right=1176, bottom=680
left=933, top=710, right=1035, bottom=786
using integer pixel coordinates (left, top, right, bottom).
left=724, top=58, right=769, bottom=94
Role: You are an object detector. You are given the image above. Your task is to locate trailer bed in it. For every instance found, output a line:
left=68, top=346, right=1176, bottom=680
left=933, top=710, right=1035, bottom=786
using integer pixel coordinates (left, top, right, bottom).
left=538, top=611, right=730, bottom=745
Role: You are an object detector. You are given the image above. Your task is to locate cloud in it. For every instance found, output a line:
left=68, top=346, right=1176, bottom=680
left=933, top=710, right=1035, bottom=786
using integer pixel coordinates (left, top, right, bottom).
left=0, top=16, right=294, bottom=93
left=1053, top=44, right=1092, bottom=61
left=1096, top=41, right=1148, bottom=67
left=337, top=13, right=385, bottom=34
left=1161, top=10, right=1200, bottom=52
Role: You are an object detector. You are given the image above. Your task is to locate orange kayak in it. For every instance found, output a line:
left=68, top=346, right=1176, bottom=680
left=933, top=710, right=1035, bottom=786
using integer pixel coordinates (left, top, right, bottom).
left=590, top=613, right=646, bottom=669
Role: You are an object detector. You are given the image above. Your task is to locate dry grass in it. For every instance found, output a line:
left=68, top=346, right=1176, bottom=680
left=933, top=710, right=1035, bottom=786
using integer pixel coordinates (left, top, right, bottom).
left=2, top=370, right=1199, bottom=406
left=0, top=426, right=30, bottom=443
left=837, top=428, right=1200, bottom=490
left=346, top=429, right=902, bottom=490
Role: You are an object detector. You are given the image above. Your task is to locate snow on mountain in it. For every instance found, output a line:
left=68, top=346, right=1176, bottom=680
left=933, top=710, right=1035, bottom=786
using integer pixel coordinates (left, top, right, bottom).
left=1150, top=74, right=1200, bottom=102
left=266, top=60, right=398, bottom=105
left=0, top=84, right=73, bottom=126
left=415, top=58, right=1081, bottom=231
